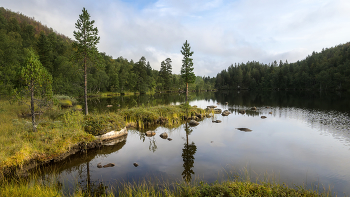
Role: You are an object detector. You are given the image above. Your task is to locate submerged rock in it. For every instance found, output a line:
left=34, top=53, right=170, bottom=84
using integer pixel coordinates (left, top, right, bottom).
left=97, top=163, right=102, bottom=168
left=145, top=131, right=156, bottom=137
left=239, top=110, right=246, bottom=114
left=133, top=162, right=139, bottom=167
left=103, top=163, right=115, bottom=168
left=236, top=128, right=252, bottom=132
left=160, top=132, right=168, bottom=139
left=189, top=120, right=200, bottom=126
left=269, top=112, right=273, bottom=114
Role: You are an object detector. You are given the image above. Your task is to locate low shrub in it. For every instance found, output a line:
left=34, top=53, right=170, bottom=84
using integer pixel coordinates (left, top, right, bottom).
left=59, top=100, right=72, bottom=108
left=84, top=113, right=126, bottom=136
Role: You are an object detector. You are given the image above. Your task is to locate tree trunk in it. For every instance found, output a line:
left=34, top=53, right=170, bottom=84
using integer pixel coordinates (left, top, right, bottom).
left=30, top=79, right=36, bottom=132
left=186, top=82, right=188, bottom=103
left=84, top=56, right=88, bottom=115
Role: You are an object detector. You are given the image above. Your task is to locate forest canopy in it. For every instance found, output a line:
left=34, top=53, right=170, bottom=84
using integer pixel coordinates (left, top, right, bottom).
left=1, top=6, right=349, bottom=98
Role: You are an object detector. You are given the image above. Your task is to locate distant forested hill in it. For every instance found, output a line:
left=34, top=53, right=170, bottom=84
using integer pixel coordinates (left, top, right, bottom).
left=0, top=7, right=215, bottom=97
left=215, top=43, right=350, bottom=91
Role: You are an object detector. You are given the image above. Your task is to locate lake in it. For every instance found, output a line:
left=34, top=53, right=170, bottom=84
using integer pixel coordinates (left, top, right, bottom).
left=33, top=91, right=350, bottom=196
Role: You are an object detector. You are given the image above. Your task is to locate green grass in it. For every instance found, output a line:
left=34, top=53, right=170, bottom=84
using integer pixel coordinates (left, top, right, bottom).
left=0, top=98, right=337, bottom=196
left=0, top=175, right=334, bottom=197
left=0, top=99, right=95, bottom=174
left=120, top=103, right=207, bottom=129
left=0, top=99, right=205, bottom=175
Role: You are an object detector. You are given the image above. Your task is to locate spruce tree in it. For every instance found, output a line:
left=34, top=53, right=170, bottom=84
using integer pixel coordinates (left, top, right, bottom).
left=73, top=7, right=100, bottom=115
left=180, top=40, right=195, bottom=102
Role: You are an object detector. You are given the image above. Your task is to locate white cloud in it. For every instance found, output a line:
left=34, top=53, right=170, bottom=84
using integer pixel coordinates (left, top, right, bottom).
left=2, top=0, right=350, bottom=77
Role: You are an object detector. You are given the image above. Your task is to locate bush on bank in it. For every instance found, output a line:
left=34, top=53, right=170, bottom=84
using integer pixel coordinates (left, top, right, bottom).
left=84, top=113, right=126, bottom=136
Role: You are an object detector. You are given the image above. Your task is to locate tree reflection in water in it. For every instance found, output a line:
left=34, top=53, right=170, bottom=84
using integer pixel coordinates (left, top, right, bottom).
left=149, top=136, right=158, bottom=152
left=77, top=161, right=109, bottom=196
left=181, top=122, right=197, bottom=183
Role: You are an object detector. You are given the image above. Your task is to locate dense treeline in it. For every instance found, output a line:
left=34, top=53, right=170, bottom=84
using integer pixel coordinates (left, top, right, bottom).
left=215, top=43, right=350, bottom=91
left=0, top=7, right=215, bottom=97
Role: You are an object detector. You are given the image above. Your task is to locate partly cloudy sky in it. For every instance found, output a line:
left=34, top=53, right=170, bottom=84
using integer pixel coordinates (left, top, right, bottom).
left=2, top=0, right=350, bottom=77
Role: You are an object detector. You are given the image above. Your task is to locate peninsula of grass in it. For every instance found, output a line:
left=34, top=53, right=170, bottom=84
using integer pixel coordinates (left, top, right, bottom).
left=0, top=98, right=207, bottom=177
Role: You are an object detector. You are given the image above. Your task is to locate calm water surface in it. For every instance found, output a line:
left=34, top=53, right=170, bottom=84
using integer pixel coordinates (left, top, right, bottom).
left=34, top=91, right=350, bottom=196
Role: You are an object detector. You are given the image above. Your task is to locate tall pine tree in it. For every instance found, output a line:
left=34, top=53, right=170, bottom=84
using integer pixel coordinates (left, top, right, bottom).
left=73, top=7, right=100, bottom=115
left=180, top=40, right=195, bottom=102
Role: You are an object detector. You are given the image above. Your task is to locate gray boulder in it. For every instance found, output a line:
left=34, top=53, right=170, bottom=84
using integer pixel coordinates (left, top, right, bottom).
left=160, top=132, right=168, bottom=139
left=103, top=163, right=115, bottom=168
left=221, top=110, right=230, bottom=116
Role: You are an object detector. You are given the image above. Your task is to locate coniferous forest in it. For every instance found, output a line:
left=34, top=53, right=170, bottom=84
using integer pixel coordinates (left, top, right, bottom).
left=0, top=7, right=215, bottom=98
left=1, top=6, right=350, bottom=98
left=215, top=45, right=350, bottom=91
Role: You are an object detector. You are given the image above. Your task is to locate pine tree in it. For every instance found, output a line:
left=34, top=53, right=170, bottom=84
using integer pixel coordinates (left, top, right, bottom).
left=20, top=48, right=53, bottom=132
left=73, top=7, right=100, bottom=115
left=180, top=40, right=195, bottom=102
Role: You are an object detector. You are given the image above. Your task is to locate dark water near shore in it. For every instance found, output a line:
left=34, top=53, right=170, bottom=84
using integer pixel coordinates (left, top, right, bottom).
left=34, top=91, right=350, bottom=196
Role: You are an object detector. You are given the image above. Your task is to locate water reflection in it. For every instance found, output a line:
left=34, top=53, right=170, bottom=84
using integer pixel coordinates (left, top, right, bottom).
left=77, top=161, right=108, bottom=196
left=30, top=91, right=350, bottom=196
left=148, top=136, right=158, bottom=153
left=182, top=122, right=197, bottom=182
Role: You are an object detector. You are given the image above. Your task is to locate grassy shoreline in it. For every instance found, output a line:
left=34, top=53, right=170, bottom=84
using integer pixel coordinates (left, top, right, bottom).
left=0, top=174, right=334, bottom=197
left=0, top=97, right=337, bottom=196
left=0, top=98, right=207, bottom=177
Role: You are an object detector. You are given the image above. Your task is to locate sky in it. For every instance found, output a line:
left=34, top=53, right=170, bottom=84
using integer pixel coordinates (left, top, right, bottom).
left=2, top=0, right=350, bottom=77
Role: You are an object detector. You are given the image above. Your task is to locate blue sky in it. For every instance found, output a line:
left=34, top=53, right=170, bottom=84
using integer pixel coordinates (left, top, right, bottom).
left=2, top=0, right=350, bottom=77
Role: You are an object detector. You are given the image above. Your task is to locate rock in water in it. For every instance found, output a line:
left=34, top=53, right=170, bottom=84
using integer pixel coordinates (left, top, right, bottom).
left=133, top=162, right=139, bottom=167
left=221, top=110, right=230, bottom=116
left=261, top=116, right=267, bottom=119
left=167, top=138, right=172, bottom=141
left=189, top=120, right=199, bottom=126
left=269, top=112, right=272, bottom=114
left=251, top=107, right=257, bottom=110
left=236, top=128, right=252, bottom=132
left=103, top=163, right=115, bottom=168
left=97, top=163, right=102, bottom=168
left=212, top=120, right=222, bottom=123
left=145, top=131, right=156, bottom=137
left=239, top=110, right=246, bottom=114
left=160, top=132, right=168, bottom=139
